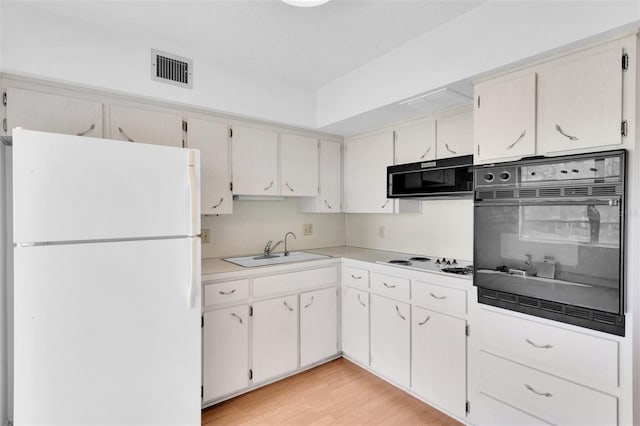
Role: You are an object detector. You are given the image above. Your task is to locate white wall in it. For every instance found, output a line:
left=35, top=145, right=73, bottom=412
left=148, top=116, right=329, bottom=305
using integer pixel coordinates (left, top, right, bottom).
left=317, top=0, right=640, bottom=128
left=0, top=2, right=318, bottom=130
left=200, top=199, right=345, bottom=259
left=346, top=200, right=473, bottom=261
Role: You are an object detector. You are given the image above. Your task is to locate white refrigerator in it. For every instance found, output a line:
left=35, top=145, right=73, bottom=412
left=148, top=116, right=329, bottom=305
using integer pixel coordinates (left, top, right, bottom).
left=11, top=129, right=201, bottom=425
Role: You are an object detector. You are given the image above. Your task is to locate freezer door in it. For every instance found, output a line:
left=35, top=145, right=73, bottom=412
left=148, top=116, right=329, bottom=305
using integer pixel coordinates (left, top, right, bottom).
left=12, top=129, right=200, bottom=243
left=13, top=238, right=201, bottom=425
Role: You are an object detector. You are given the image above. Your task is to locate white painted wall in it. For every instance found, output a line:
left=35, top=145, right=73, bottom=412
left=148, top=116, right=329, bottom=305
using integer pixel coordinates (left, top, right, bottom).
left=345, top=200, right=473, bottom=261
left=317, top=0, right=640, bottom=128
left=0, top=2, right=317, bottom=130
left=200, top=199, right=345, bottom=259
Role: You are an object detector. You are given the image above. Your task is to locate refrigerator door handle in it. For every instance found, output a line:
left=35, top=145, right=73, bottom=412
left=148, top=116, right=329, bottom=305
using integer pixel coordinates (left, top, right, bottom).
left=188, top=238, right=198, bottom=309
left=187, top=150, right=199, bottom=236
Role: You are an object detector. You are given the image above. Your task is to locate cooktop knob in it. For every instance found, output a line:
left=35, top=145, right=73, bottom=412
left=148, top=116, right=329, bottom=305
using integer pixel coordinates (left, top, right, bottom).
left=499, top=171, right=511, bottom=181
left=484, top=173, right=495, bottom=182
left=452, top=259, right=457, bottom=265
left=435, top=259, right=441, bottom=265
left=446, top=260, right=451, bottom=265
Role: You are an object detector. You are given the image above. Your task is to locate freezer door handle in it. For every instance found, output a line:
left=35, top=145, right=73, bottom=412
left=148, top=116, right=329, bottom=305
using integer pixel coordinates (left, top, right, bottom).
left=188, top=238, right=198, bottom=309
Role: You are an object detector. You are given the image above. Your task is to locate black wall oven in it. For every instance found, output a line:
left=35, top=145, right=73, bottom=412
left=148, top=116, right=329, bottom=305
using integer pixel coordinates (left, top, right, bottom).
left=473, top=150, right=626, bottom=335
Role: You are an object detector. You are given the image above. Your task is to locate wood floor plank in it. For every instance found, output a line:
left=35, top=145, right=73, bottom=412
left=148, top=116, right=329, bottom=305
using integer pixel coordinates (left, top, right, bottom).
left=201, top=358, right=462, bottom=425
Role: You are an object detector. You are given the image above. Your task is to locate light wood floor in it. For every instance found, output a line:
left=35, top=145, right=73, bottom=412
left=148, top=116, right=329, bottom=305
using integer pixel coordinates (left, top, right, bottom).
left=202, top=358, right=462, bottom=425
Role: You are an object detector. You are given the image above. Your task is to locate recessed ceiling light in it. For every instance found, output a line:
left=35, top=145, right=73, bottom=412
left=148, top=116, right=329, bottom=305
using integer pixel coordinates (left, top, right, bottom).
left=281, top=0, right=331, bottom=7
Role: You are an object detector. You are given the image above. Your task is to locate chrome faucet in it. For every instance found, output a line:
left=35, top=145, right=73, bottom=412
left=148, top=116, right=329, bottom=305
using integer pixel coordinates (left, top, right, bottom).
left=263, top=239, right=283, bottom=257
left=284, top=232, right=297, bottom=256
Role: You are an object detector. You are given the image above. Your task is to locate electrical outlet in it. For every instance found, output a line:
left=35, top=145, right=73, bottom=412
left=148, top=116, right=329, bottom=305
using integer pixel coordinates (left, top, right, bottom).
left=201, top=228, right=211, bottom=243
left=303, top=224, right=313, bottom=236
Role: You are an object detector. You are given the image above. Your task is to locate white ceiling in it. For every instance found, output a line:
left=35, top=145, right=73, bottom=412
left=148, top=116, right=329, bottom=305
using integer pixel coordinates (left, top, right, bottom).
left=21, top=0, right=484, bottom=90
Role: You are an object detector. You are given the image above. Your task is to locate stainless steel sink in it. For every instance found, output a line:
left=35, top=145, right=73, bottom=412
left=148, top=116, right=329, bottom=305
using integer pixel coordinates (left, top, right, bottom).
left=223, top=251, right=330, bottom=267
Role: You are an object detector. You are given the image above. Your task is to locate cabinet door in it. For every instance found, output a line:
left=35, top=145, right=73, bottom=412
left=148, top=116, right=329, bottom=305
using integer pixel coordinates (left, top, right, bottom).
left=394, top=118, right=436, bottom=164
left=187, top=118, right=232, bottom=214
left=231, top=125, right=279, bottom=196
left=252, top=295, right=298, bottom=383
left=370, top=295, right=410, bottom=387
left=538, top=43, right=624, bottom=153
left=202, top=306, right=249, bottom=402
left=6, top=88, right=102, bottom=137
left=298, top=140, right=342, bottom=213
left=474, top=73, right=536, bottom=163
left=341, top=287, right=370, bottom=366
left=300, top=287, right=338, bottom=366
left=343, top=131, right=394, bottom=213
left=280, top=133, right=318, bottom=197
left=436, top=109, right=473, bottom=158
left=412, top=306, right=466, bottom=418
left=109, top=105, right=183, bottom=147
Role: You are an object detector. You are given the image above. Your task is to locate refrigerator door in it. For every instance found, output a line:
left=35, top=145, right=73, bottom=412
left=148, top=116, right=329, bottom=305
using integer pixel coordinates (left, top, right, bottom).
left=13, top=238, right=201, bottom=425
left=12, top=129, right=200, bottom=244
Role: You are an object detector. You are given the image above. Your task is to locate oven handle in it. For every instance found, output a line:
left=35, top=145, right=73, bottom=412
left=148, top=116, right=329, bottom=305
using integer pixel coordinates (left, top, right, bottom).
left=475, top=198, right=620, bottom=207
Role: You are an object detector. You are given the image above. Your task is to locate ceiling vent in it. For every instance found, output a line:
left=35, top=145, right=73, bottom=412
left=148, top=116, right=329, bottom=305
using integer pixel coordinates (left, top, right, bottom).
left=151, top=49, right=193, bottom=89
left=398, top=88, right=471, bottom=114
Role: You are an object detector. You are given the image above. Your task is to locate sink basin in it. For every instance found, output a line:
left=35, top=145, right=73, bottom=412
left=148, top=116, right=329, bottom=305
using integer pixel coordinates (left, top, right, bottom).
left=223, top=251, right=330, bottom=268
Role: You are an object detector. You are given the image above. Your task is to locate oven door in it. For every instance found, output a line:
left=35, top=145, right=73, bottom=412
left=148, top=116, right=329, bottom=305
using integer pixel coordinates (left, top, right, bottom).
left=474, top=198, right=623, bottom=315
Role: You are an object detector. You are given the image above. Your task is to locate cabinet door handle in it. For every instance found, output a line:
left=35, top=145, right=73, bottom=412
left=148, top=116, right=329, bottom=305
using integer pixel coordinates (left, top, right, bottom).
left=430, top=292, right=447, bottom=300
left=383, top=282, right=396, bottom=289
left=219, top=288, right=236, bottom=296
left=555, top=124, right=579, bottom=141
left=444, top=143, right=457, bottom=155
left=524, top=384, right=552, bottom=397
left=357, top=294, right=366, bottom=307
left=285, top=181, right=295, bottom=192
left=395, top=305, right=406, bottom=321
left=264, top=180, right=274, bottom=191
left=283, top=301, right=294, bottom=312
left=381, top=199, right=390, bottom=209
left=304, top=296, right=314, bottom=309
left=76, top=123, right=95, bottom=136
left=230, top=312, right=243, bottom=324
left=117, top=126, right=135, bottom=142
left=506, top=130, right=526, bottom=150
left=418, top=316, right=431, bottom=326
left=324, top=200, right=332, bottom=210
left=351, top=274, right=362, bottom=280
left=212, top=197, right=224, bottom=209
left=419, top=145, right=432, bottom=159
left=525, top=338, right=553, bottom=349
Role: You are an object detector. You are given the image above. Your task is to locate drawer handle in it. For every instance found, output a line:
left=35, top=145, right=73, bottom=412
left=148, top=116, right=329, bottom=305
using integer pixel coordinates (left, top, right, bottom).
left=526, top=339, right=553, bottom=349
left=357, top=294, right=367, bottom=308
left=418, top=316, right=431, bottom=326
left=351, top=274, right=362, bottom=280
left=230, top=312, right=243, bottom=325
left=304, top=296, right=314, bottom=309
left=395, top=305, right=406, bottom=321
left=555, top=124, right=579, bottom=141
left=525, top=384, right=553, bottom=398
left=283, top=301, right=294, bottom=312
left=383, top=282, right=397, bottom=289
left=430, top=292, right=447, bottom=300
left=506, top=130, right=526, bottom=150
left=219, top=289, right=237, bottom=296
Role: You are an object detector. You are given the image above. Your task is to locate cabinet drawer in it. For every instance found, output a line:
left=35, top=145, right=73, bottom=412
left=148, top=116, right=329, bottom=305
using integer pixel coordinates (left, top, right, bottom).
left=478, top=351, right=617, bottom=426
left=204, top=279, right=249, bottom=306
left=474, top=392, right=552, bottom=426
left=479, top=309, right=619, bottom=388
left=343, top=266, right=369, bottom=290
left=371, top=272, right=410, bottom=300
left=412, top=281, right=466, bottom=316
left=253, top=266, right=338, bottom=299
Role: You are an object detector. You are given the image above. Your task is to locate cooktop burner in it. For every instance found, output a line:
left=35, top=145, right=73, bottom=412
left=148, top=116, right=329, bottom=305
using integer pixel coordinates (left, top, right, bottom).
left=408, top=257, right=430, bottom=262
left=441, top=266, right=473, bottom=275
left=388, top=260, right=412, bottom=266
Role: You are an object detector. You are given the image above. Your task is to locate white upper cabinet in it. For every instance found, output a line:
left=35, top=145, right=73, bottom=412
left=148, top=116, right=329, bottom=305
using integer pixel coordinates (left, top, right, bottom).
left=343, top=130, right=394, bottom=213
left=6, top=88, right=103, bottom=137
left=231, top=125, right=279, bottom=196
left=436, top=109, right=473, bottom=158
left=474, top=73, right=537, bottom=163
left=538, top=42, right=624, bottom=154
left=298, top=140, right=342, bottom=213
left=186, top=118, right=232, bottom=215
left=109, top=104, right=183, bottom=147
left=280, top=133, right=318, bottom=197
left=394, top=118, right=436, bottom=164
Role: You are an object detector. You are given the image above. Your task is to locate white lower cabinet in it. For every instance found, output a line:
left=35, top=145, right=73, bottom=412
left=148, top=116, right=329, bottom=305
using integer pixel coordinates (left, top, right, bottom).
left=370, top=295, right=410, bottom=388
left=252, top=295, right=299, bottom=384
left=300, top=287, right=338, bottom=367
left=342, top=287, right=370, bottom=366
left=202, top=305, right=249, bottom=402
left=411, top=306, right=466, bottom=418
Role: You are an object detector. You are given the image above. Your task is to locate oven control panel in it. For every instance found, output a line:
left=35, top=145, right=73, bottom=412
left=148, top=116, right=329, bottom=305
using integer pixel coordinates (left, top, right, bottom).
left=475, top=165, right=518, bottom=187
